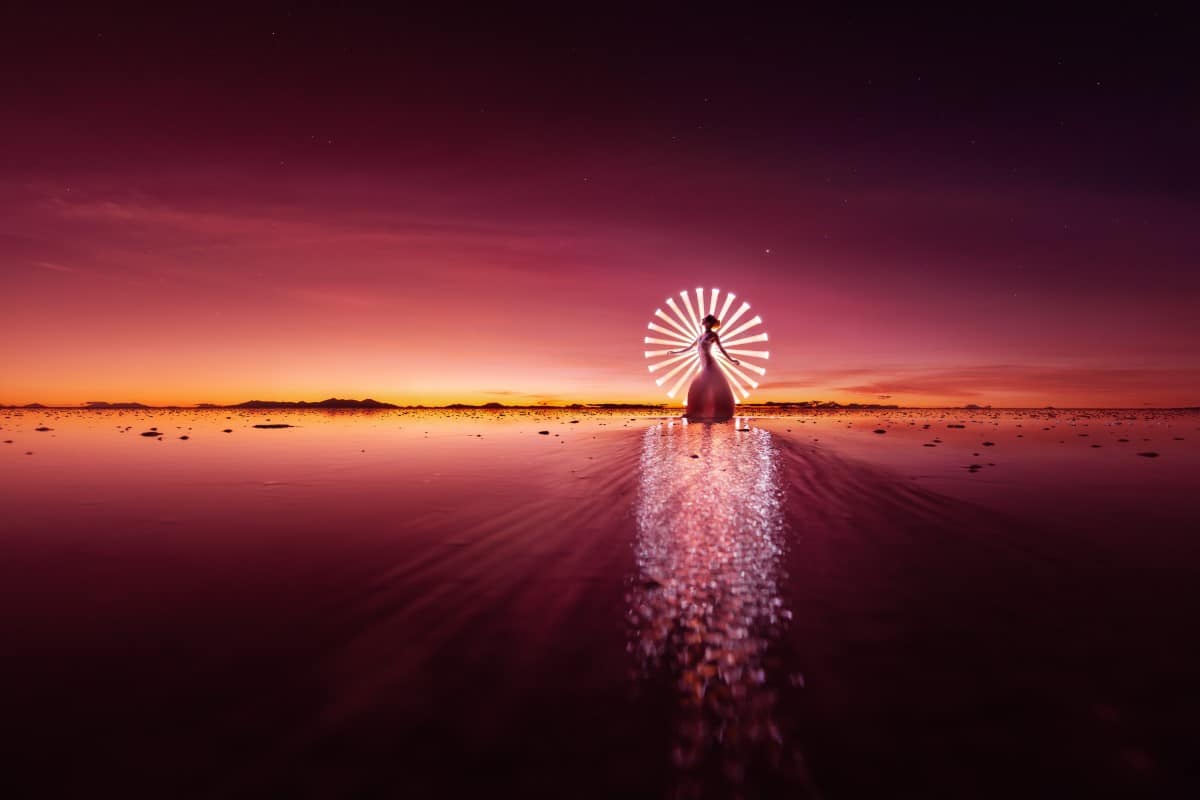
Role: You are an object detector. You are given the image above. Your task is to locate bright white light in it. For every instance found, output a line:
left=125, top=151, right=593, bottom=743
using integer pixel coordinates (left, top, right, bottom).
left=643, top=288, right=769, bottom=403
left=679, top=290, right=700, bottom=331
left=654, top=308, right=695, bottom=341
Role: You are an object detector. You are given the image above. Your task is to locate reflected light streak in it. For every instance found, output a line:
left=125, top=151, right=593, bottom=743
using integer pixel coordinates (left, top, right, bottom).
left=627, top=421, right=798, bottom=793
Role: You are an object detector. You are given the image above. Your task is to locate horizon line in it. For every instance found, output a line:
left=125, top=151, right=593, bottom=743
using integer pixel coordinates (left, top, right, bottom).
left=3, top=399, right=1197, bottom=412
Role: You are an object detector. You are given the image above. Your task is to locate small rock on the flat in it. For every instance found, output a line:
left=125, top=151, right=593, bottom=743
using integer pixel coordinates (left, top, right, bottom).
left=222, top=429, right=233, bottom=433
left=140, top=431, right=162, bottom=437
left=179, top=435, right=189, bottom=440
left=1137, top=451, right=1160, bottom=458
left=873, top=429, right=886, bottom=434
left=253, top=423, right=294, bottom=429
left=538, top=430, right=550, bottom=435
left=982, top=441, right=995, bottom=446
left=35, top=426, right=52, bottom=432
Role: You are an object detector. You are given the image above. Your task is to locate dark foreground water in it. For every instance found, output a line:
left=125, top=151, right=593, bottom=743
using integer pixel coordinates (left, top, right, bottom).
left=2, top=407, right=1198, bottom=798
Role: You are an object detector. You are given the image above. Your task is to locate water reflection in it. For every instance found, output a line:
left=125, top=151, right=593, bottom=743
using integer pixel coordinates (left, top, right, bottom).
left=627, top=417, right=802, bottom=795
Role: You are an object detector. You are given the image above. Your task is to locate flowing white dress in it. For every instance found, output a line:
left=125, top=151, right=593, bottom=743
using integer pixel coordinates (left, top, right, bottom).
left=684, top=332, right=736, bottom=420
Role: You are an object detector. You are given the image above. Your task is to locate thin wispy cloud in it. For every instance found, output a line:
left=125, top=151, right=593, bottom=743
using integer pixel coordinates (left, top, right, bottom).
left=32, top=261, right=79, bottom=274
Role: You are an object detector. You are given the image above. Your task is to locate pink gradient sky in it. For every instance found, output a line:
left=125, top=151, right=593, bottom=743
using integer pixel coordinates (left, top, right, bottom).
left=3, top=8, right=1198, bottom=407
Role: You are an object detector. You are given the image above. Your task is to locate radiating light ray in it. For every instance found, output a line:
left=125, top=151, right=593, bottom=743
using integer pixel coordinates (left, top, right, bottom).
left=656, top=355, right=699, bottom=387
left=722, top=358, right=760, bottom=389
left=644, top=349, right=680, bottom=358
left=648, top=351, right=696, bottom=373
left=714, top=352, right=750, bottom=395
left=666, top=361, right=698, bottom=398
left=647, top=321, right=693, bottom=343
left=715, top=357, right=751, bottom=399
left=695, top=287, right=706, bottom=321
left=708, top=287, right=719, bottom=316
left=721, top=301, right=752, bottom=334
left=721, top=314, right=762, bottom=342
left=726, top=349, right=769, bottom=359
left=664, top=298, right=696, bottom=337
left=731, top=359, right=767, bottom=376
left=655, top=308, right=696, bottom=341
left=644, top=336, right=689, bottom=347
left=679, top=290, right=701, bottom=331
left=723, top=332, right=769, bottom=347
left=718, top=292, right=736, bottom=325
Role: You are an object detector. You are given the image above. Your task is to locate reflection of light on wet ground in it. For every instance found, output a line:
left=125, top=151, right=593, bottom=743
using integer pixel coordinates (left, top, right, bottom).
left=628, top=417, right=807, bottom=793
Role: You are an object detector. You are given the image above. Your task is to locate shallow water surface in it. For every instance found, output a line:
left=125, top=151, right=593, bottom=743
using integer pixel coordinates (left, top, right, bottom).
left=2, top=407, right=1198, bottom=797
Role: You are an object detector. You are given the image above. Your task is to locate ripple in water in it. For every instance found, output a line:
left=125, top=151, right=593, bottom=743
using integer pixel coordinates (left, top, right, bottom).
left=628, top=418, right=809, bottom=795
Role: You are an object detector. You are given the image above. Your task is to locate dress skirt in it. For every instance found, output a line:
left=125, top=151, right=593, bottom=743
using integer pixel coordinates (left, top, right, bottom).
left=684, top=357, right=736, bottom=420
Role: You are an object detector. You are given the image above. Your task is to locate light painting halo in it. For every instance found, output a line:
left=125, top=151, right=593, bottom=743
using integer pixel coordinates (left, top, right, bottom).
left=643, top=288, right=770, bottom=404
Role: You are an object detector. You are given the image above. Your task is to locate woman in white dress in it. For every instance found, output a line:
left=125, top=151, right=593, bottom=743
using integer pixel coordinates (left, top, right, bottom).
left=669, top=314, right=741, bottom=420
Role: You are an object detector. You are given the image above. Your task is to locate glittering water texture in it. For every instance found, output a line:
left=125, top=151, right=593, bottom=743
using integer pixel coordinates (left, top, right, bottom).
left=628, top=418, right=806, bottom=793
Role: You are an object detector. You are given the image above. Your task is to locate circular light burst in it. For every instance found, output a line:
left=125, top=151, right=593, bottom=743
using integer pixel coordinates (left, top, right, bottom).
left=643, top=288, right=770, bottom=404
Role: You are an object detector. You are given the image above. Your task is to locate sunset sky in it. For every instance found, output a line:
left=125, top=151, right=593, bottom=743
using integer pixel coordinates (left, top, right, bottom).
left=3, top=6, right=1198, bottom=407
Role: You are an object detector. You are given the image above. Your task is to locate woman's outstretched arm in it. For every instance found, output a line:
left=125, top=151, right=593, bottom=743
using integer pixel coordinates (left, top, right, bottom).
left=713, top=333, right=740, bottom=364
left=668, top=336, right=699, bottom=355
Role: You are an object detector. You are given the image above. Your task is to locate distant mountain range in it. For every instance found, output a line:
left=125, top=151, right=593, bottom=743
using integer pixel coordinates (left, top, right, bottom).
left=222, top=398, right=398, bottom=409
left=0, top=398, right=667, bottom=410
left=1, top=398, right=399, bottom=409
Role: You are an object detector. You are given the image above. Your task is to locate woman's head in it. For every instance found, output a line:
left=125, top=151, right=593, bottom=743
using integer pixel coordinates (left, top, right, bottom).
left=702, top=314, right=720, bottom=330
